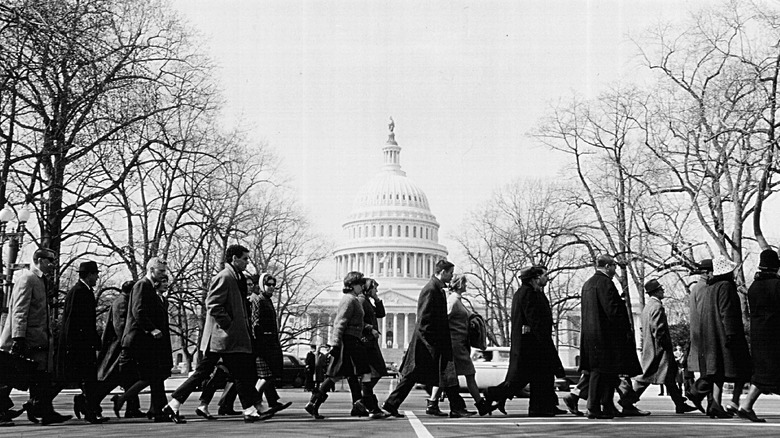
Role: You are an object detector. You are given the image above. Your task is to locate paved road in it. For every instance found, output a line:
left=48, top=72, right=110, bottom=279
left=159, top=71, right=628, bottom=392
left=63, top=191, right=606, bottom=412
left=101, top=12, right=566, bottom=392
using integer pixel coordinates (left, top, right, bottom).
left=5, top=379, right=780, bottom=437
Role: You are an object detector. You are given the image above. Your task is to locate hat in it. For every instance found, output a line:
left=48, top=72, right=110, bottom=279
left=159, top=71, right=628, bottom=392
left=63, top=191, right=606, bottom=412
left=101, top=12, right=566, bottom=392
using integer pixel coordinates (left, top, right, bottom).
left=758, top=249, right=780, bottom=271
left=712, top=256, right=737, bottom=277
left=77, top=260, right=99, bottom=273
left=644, top=279, right=664, bottom=294
left=519, top=266, right=544, bottom=280
left=697, top=259, right=713, bottom=273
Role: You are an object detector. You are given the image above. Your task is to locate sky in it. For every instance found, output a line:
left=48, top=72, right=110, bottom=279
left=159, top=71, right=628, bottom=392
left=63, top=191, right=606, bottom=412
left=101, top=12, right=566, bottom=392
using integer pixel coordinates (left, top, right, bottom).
left=169, top=0, right=714, bottom=278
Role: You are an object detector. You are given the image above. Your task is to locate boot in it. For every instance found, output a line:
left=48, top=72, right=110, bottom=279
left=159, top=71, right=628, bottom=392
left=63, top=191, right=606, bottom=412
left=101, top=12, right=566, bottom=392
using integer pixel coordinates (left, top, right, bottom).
left=425, top=400, right=448, bottom=417
left=352, top=399, right=370, bottom=417
left=475, top=398, right=496, bottom=416
left=304, top=392, right=328, bottom=420
left=366, top=395, right=388, bottom=419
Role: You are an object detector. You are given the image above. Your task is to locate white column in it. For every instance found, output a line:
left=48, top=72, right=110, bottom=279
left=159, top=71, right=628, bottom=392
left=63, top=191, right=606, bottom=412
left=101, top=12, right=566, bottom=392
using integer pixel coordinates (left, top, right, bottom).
left=389, top=252, right=395, bottom=277
left=392, top=313, right=399, bottom=348
left=326, top=314, right=332, bottom=342
left=380, top=317, right=387, bottom=348
left=402, top=252, right=408, bottom=277
left=373, top=252, right=378, bottom=276
left=403, top=313, right=410, bottom=345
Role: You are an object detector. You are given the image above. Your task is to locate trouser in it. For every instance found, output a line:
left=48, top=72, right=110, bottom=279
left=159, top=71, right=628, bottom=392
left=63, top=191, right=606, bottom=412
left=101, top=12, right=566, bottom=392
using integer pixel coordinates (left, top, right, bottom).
left=173, top=351, right=260, bottom=409
left=172, top=352, right=221, bottom=403
left=586, top=371, right=618, bottom=413
left=94, top=376, right=141, bottom=414
left=572, top=372, right=638, bottom=405
left=0, top=385, right=13, bottom=412
left=384, top=372, right=466, bottom=410
left=633, top=369, right=686, bottom=407
left=198, top=364, right=232, bottom=405
left=528, top=368, right=556, bottom=414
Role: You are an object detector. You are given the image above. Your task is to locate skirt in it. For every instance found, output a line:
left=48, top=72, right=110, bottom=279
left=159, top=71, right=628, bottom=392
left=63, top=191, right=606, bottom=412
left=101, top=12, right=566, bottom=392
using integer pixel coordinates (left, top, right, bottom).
left=256, top=356, right=273, bottom=379
left=326, top=334, right=371, bottom=378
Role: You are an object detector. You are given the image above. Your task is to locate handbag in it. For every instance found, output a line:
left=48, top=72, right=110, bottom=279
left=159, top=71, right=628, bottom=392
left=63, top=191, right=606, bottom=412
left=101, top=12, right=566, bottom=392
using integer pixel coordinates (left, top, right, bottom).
left=468, top=313, right=487, bottom=350
left=0, top=350, right=39, bottom=391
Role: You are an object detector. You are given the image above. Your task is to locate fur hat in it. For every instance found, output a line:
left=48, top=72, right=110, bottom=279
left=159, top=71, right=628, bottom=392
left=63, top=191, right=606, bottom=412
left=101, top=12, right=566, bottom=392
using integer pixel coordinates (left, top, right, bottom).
left=759, top=249, right=780, bottom=271
left=712, top=256, right=737, bottom=277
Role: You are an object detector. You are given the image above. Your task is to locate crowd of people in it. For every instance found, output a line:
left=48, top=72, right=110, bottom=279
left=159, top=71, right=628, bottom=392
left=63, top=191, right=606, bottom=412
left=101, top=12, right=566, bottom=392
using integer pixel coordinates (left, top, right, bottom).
left=1, top=244, right=780, bottom=427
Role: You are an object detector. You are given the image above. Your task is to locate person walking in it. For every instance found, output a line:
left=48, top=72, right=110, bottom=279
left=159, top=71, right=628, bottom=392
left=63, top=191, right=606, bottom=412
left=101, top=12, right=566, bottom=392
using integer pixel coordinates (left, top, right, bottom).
left=737, top=249, right=780, bottom=422
left=578, top=255, right=643, bottom=419
left=686, top=259, right=712, bottom=412
left=381, top=260, right=470, bottom=418
left=631, top=279, right=697, bottom=414
left=314, top=345, right=329, bottom=391
left=688, top=256, right=751, bottom=418
left=162, top=244, right=269, bottom=424
left=0, top=248, right=71, bottom=425
left=429, top=274, right=495, bottom=416
left=113, top=262, right=173, bottom=422
left=56, top=260, right=109, bottom=424
left=304, top=345, right=317, bottom=392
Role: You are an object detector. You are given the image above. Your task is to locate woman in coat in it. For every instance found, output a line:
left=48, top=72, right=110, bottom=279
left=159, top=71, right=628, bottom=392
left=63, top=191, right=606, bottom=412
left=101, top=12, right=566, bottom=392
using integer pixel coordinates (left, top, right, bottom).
left=304, top=272, right=372, bottom=419
left=428, top=275, right=494, bottom=416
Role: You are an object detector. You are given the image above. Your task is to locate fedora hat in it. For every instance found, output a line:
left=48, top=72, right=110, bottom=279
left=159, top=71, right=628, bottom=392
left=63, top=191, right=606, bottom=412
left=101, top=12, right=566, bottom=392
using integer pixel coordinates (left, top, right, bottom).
left=77, top=260, right=99, bottom=273
left=644, top=279, right=664, bottom=295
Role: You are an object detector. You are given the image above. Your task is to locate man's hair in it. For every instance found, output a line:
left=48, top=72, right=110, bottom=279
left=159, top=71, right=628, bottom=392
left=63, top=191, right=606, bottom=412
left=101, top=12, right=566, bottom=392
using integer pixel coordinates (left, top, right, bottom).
left=225, top=244, right=249, bottom=263
left=33, top=248, right=55, bottom=263
left=596, top=255, right=615, bottom=268
left=435, top=259, right=455, bottom=274
left=146, top=256, right=167, bottom=272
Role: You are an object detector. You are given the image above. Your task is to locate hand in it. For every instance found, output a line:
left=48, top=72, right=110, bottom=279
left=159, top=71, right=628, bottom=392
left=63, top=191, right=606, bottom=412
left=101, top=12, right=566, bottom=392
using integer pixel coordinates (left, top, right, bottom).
left=328, top=345, right=341, bottom=358
left=10, top=337, right=26, bottom=356
left=521, top=325, right=531, bottom=335
left=151, top=329, right=162, bottom=339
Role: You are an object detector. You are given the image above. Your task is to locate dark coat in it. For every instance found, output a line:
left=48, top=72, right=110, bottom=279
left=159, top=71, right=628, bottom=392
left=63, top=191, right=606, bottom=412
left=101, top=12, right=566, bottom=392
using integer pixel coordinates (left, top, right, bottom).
left=121, top=277, right=172, bottom=380
left=398, top=276, right=453, bottom=386
left=687, top=278, right=707, bottom=373
left=56, top=280, right=100, bottom=384
left=579, top=271, right=641, bottom=376
left=358, top=294, right=388, bottom=376
left=314, top=352, right=328, bottom=383
left=696, top=274, right=751, bottom=381
left=97, top=290, right=130, bottom=382
left=748, top=272, right=780, bottom=391
left=250, top=293, right=283, bottom=377
left=505, top=283, right=564, bottom=395
left=635, top=296, right=675, bottom=384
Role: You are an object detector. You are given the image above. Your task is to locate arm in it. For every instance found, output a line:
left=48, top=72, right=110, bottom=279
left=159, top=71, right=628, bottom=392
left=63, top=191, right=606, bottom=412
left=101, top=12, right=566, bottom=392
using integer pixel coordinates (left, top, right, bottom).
left=132, top=281, right=158, bottom=333
left=373, top=297, right=386, bottom=319
left=329, top=296, right=354, bottom=347
left=206, top=274, right=233, bottom=331
left=649, top=304, right=672, bottom=351
left=718, top=282, right=744, bottom=339
left=9, top=275, right=32, bottom=339
left=112, top=297, right=126, bottom=337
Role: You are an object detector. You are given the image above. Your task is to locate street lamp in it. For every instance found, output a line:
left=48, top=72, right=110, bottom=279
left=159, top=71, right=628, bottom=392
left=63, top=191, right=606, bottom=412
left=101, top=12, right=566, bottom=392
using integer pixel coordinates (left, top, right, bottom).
left=0, top=204, right=30, bottom=318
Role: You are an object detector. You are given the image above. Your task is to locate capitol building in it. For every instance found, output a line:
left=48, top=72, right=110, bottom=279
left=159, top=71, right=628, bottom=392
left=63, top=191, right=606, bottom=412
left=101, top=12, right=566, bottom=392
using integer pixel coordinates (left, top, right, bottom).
left=307, top=120, right=448, bottom=362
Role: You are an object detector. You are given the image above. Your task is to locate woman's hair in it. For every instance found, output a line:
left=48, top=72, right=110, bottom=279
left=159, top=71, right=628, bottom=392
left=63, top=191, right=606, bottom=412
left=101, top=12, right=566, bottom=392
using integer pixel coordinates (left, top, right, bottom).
left=450, top=274, right=467, bottom=292
left=342, top=271, right=365, bottom=293
left=364, top=277, right=378, bottom=292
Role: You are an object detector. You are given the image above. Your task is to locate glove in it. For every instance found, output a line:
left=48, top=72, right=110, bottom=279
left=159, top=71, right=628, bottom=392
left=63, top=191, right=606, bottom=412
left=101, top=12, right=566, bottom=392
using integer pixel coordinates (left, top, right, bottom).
left=10, top=337, right=26, bottom=357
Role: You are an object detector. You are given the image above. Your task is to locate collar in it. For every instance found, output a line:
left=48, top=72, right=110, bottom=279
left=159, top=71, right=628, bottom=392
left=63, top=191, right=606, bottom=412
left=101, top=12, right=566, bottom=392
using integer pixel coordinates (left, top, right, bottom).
left=648, top=295, right=662, bottom=305
left=31, top=264, right=45, bottom=278
left=79, top=278, right=94, bottom=292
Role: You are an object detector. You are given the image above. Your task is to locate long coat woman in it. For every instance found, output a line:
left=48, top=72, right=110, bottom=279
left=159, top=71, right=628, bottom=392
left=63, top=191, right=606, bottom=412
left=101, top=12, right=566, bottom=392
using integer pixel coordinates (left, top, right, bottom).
left=747, top=271, right=780, bottom=392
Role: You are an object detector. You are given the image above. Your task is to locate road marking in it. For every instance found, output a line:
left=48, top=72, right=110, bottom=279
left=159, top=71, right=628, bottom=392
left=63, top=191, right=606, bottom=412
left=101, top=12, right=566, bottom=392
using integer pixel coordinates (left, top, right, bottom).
left=423, top=420, right=780, bottom=427
left=406, top=411, right=434, bottom=438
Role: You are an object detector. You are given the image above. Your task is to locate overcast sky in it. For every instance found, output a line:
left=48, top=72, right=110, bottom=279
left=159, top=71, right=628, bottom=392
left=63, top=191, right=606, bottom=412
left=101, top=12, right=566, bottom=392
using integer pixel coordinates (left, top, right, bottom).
left=170, top=0, right=716, bottom=276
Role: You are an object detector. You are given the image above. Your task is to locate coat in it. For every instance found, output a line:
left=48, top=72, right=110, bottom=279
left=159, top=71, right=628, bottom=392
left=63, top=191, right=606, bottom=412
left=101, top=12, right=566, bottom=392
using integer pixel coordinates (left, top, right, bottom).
left=56, top=280, right=100, bottom=384
left=579, top=271, right=641, bottom=376
left=326, top=293, right=370, bottom=377
left=200, top=264, right=253, bottom=354
left=97, top=290, right=130, bottom=382
left=696, top=274, right=751, bottom=381
left=398, top=276, right=453, bottom=386
left=250, top=293, right=283, bottom=377
left=0, top=266, right=53, bottom=372
left=635, top=296, right=675, bottom=384
left=687, top=277, right=707, bottom=373
left=121, top=276, right=172, bottom=380
left=357, top=294, right=388, bottom=376
left=747, top=272, right=780, bottom=391
left=505, top=283, right=564, bottom=395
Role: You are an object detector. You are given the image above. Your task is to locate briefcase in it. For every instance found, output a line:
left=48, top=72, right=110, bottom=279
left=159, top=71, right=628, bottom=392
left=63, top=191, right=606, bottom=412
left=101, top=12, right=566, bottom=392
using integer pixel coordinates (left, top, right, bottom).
left=0, top=350, right=38, bottom=390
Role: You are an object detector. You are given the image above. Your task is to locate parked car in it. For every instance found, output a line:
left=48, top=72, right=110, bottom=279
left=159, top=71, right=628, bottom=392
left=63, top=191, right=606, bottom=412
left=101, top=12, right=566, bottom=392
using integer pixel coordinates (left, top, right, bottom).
left=280, top=353, right=306, bottom=388
left=385, top=361, right=399, bottom=377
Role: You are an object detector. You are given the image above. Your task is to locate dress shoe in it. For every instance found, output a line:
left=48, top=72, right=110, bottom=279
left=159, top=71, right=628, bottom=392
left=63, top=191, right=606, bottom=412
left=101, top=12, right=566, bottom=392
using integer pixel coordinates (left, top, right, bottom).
left=0, top=408, right=24, bottom=422
left=243, top=412, right=272, bottom=423
left=425, top=400, right=448, bottom=417
left=22, top=402, right=40, bottom=424
left=217, top=406, right=241, bottom=416
left=73, top=394, right=86, bottom=419
left=675, top=403, right=699, bottom=414
left=685, top=390, right=706, bottom=414
left=41, top=411, right=72, bottom=425
left=723, top=402, right=739, bottom=416
left=620, top=406, right=651, bottom=417
left=195, top=407, right=216, bottom=420
left=586, top=410, right=614, bottom=420
left=737, top=408, right=766, bottom=423
left=125, top=409, right=146, bottom=419
left=563, top=394, right=583, bottom=416
left=267, top=401, right=292, bottom=415
left=381, top=402, right=404, bottom=418
left=350, top=406, right=368, bottom=417
left=552, top=407, right=568, bottom=415
left=448, top=407, right=475, bottom=418
left=162, top=405, right=186, bottom=424
left=707, top=405, right=732, bottom=419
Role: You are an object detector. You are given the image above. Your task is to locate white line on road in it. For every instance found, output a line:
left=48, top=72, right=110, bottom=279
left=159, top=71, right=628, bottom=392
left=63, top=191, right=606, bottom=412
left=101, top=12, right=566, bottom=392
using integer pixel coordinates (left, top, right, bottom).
left=423, top=420, right=780, bottom=427
left=406, top=411, right=434, bottom=438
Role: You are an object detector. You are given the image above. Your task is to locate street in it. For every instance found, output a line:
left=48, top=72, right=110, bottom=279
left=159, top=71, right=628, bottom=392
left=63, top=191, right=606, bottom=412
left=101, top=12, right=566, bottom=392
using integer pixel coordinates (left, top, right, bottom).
left=4, top=378, right=780, bottom=437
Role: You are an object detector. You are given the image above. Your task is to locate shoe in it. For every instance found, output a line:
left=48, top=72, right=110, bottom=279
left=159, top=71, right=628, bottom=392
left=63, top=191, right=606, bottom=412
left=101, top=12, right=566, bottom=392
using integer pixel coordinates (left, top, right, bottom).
left=675, top=403, right=698, bottom=414
left=267, top=401, right=292, bottom=415
left=153, top=415, right=168, bottom=423
left=425, top=400, right=448, bottom=417
left=474, top=398, right=497, bottom=416
left=381, top=401, right=405, bottom=418
left=125, top=409, right=146, bottom=419
left=217, top=406, right=241, bottom=416
left=707, top=405, right=732, bottom=419
left=586, top=410, right=614, bottom=420
left=304, top=392, right=328, bottom=420
left=243, top=411, right=273, bottom=423
left=620, top=406, right=651, bottom=417
left=162, top=405, right=186, bottom=424
left=685, top=390, right=706, bottom=414
left=22, top=402, right=40, bottom=424
left=41, top=411, right=72, bottom=426
left=563, top=394, right=583, bottom=416
left=111, top=395, right=123, bottom=418
left=195, top=407, right=216, bottom=420
left=0, top=408, right=24, bottom=422
left=366, top=395, right=388, bottom=419
left=353, top=399, right=370, bottom=417
left=350, top=406, right=367, bottom=417
left=552, top=407, right=568, bottom=416
left=448, top=407, right=474, bottom=418
left=724, top=402, right=739, bottom=416
left=73, top=395, right=86, bottom=419
left=737, top=408, right=766, bottom=423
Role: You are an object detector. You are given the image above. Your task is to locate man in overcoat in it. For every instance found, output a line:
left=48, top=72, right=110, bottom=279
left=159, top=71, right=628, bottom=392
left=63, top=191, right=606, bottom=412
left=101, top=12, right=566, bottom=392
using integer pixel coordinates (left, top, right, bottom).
left=56, top=260, right=109, bottom=423
left=685, top=258, right=712, bottom=406
left=631, top=280, right=697, bottom=414
left=304, top=345, right=316, bottom=392
left=0, top=248, right=70, bottom=425
left=487, top=265, right=565, bottom=416
left=164, top=244, right=269, bottom=423
left=382, top=260, right=468, bottom=417
left=578, top=255, right=642, bottom=419
left=736, top=249, right=780, bottom=422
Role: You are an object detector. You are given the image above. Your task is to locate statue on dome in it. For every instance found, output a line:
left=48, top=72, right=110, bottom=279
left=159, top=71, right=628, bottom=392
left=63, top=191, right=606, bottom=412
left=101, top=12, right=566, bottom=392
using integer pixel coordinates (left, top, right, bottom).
left=388, top=117, right=395, bottom=133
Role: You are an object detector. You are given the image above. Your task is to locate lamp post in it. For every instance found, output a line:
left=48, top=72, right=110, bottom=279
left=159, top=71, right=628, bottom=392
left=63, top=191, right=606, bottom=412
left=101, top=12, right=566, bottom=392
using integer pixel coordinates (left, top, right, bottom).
left=0, top=204, right=30, bottom=323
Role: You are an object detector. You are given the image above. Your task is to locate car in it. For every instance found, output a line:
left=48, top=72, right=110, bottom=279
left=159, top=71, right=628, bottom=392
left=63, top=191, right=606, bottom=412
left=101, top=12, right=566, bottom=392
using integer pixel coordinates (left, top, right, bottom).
left=385, top=361, right=399, bottom=377
left=280, top=353, right=306, bottom=388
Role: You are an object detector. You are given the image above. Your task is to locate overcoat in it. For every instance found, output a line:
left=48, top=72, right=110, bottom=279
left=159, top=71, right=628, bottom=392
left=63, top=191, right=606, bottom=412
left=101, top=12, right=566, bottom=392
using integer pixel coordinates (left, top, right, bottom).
left=250, top=293, right=283, bottom=377
left=121, top=276, right=172, bottom=380
left=398, top=276, right=453, bottom=386
left=200, top=264, right=253, bottom=354
left=56, top=280, right=100, bottom=383
left=97, top=290, right=130, bottom=381
left=505, top=283, right=564, bottom=395
left=579, top=271, right=641, bottom=376
left=747, top=272, right=780, bottom=391
left=635, top=296, right=674, bottom=384
left=687, top=277, right=707, bottom=373
left=357, top=294, right=388, bottom=376
left=0, top=266, right=53, bottom=372
left=697, top=273, right=751, bottom=381
left=326, top=293, right=369, bottom=377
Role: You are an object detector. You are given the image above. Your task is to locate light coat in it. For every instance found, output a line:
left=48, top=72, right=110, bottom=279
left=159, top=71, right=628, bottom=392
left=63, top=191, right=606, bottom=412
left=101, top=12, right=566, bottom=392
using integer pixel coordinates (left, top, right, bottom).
left=0, top=266, right=52, bottom=372
left=200, top=263, right=253, bottom=354
left=635, top=296, right=674, bottom=384
left=687, top=277, right=707, bottom=373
